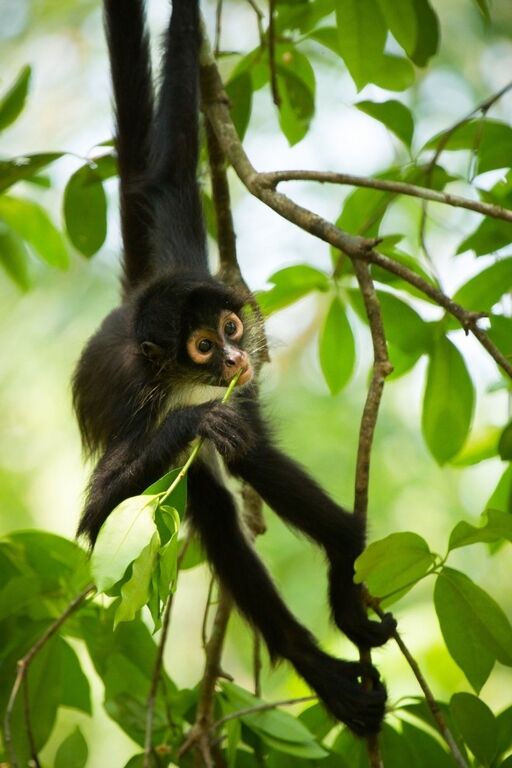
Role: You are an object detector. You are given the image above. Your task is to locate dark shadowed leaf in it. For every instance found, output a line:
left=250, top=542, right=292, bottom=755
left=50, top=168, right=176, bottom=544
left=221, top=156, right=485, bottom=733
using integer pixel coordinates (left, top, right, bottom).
left=434, top=567, right=512, bottom=692
left=64, top=164, right=108, bottom=257
left=0, top=66, right=31, bottom=133
left=499, top=421, right=512, bottom=460
left=451, top=693, right=498, bottom=767
left=422, top=336, right=474, bottom=464
left=226, top=73, right=253, bottom=140
left=318, top=296, right=355, bottom=394
left=54, top=727, right=88, bottom=768
left=410, top=0, right=439, bottom=66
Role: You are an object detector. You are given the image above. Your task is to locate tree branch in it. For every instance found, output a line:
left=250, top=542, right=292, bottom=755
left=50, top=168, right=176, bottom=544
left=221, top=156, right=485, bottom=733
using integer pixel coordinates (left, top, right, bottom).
left=259, top=170, right=512, bottom=223
left=3, top=584, right=95, bottom=768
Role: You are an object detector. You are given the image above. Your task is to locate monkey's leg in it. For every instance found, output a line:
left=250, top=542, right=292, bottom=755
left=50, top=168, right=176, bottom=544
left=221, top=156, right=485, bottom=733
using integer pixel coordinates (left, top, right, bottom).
left=187, top=461, right=387, bottom=737
left=229, top=442, right=395, bottom=649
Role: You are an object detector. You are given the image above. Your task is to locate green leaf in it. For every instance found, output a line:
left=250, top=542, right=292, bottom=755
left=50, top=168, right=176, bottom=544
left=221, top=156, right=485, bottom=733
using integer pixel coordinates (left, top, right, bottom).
left=399, top=720, right=452, bottom=768
left=0, top=225, right=30, bottom=290
left=356, top=100, right=414, bottom=148
left=0, top=66, right=31, bottom=133
left=91, top=495, right=159, bottom=592
left=319, top=296, right=355, bottom=395
left=355, top=532, right=435, bottom=600
left=434, top=567, right=512, bottom=692
left=425, top=119, right=512, bottom=174
left=257, top=264, right=329, bottom=315
left=451, top=425, right=500, bottom=466
left=115, top=533, right=160, bottom=627
left=422, top=336, right=474, bottom=464
left=0, top=195, right=68, bottom=268
left=486, top=465, right=512, bottom=514
left=64, top=164, right=108, bottom=257
left=457, top=218, right=512, bottom=256
left=496, top=705, right=512, bottom=759
left=449, top=508, right=512, bottom=550
left=337, top=185, right=390, bottom=237
left=179, top=536, right=206, bottom=570
left=226, top=73, right=253, bottom=140
left=144, top=467, right=187, bottom=519
left=372, top=55, right=415, bottom=91
left=410, top=0, right=439, bottom=66
left=278, top=69, right=315, bottom=146
left=54, top=727, right=88, bottom=768
left=376, top=0, right=417, bottom=55
left=378, top=292, right=431, bottom=354
left=335, top=0, right=387, bottom=90
left=221, top=682, right=324, bottom=754
left=473, top=0, right=490, bottom=20
left=59, top=638, right=92, bottom=714
left=488, top=316, right=512, bottom=362
left=453, top=259, right=512, bottom=313
left=450, top=693, right=498, bottom=766
left=0, top=152, right=63, bottom=193
left=499, top=421, right=512, bottom=460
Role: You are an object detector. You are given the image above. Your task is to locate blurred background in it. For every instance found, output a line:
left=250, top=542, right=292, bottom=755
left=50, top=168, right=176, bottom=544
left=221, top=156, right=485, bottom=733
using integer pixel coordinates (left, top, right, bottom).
left=1, top=0, right=512, bottom=764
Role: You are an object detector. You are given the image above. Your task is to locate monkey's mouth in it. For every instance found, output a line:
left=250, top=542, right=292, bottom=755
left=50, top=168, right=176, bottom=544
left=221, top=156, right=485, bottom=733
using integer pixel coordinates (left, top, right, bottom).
left=224, top=363, right=253, bottom=386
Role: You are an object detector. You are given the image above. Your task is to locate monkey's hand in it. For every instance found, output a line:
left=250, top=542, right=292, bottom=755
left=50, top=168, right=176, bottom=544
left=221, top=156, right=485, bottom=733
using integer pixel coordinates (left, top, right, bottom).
left=198, top=402, right=254, bottom=461
left=332, top=580, right=396, bottom=649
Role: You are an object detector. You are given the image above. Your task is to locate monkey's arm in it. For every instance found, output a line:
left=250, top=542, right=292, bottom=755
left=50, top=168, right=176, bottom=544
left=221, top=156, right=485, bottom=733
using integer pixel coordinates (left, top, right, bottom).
left=225, top=400, right=395, bottom=648
left=79, top=403, right=213, bottom=544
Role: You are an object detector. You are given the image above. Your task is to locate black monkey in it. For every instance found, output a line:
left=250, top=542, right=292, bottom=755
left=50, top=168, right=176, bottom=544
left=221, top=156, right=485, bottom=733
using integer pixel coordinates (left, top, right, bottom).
left=73, top=0, right=395, bottom=736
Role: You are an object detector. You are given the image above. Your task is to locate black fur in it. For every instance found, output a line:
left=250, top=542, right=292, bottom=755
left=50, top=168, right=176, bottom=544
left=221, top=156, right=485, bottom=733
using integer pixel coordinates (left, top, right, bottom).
left=73, top=0, right=394, bottom=736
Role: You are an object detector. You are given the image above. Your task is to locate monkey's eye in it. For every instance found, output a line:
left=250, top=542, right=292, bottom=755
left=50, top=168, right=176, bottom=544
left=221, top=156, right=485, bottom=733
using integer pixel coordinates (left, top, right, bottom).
left=197, top=339, right=213, bottom=354
left=224, top=320, right=237, bottom=336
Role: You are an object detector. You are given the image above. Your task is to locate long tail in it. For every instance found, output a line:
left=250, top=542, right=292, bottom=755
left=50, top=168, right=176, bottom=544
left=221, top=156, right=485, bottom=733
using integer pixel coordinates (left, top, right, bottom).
left=147, top=0, right=208, bottom=276
left=104, top=0, right=155, bottom=291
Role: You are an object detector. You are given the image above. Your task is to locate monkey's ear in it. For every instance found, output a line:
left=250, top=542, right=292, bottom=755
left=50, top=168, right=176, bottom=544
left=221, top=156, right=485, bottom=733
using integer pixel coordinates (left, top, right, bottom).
left=140, top=341, right=163, bottom=361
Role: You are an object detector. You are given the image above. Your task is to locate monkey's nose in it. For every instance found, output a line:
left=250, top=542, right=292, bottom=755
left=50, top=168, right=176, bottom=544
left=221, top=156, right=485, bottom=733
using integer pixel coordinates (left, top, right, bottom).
left=225, top=357, right=237, bottom=367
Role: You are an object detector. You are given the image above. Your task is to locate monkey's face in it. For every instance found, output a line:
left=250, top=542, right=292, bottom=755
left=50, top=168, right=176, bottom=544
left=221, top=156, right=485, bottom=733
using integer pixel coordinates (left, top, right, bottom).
left=185, top=309, right=253, bottom=386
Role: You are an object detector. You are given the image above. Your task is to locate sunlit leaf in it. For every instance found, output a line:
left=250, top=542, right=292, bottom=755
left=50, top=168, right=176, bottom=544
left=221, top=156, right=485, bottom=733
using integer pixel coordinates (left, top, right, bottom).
left=355, top=532, right=436, bottom=600
left=0, top=225, right=30, bottom=290
left=335, top=0, right=387, bottom=90
left=376, top=0, right=417, bottom=55
left=485, top=464, right=512, bottom=515
left=424, top=119, right=512, bottom=174
left=91, top=495, right=159, bottom=592
left=451, top=693, right=498, bottom=767
left=0, top=152, right=63, bottom=193
left=451, top=425, right=500, bottom=466
left=422, top=336, right=474, bottom=464
left=372, top=55, right=415, bottom=91
left=0, top=66, right=31, bottom=133
left=449, top=509, right=512, bottom=550
left=318, top=296, right=355, bottom=394
left=115, top=533, right=160, bottom=627
left=356, top=99, right=414, bottom=148
left=0, top=195, right=68, bottom=268
left=257, top=264, right=330, bottom=315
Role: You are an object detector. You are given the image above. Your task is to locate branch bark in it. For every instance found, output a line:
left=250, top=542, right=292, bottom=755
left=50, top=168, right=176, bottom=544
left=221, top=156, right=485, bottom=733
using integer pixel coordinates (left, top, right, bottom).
left=3, top=584, right=95, bottom=768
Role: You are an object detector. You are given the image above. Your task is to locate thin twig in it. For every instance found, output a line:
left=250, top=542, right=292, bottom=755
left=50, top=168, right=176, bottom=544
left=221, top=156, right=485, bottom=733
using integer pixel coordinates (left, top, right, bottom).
left=350, top=262, right=393, bottom=768
left=214, top=0, right=223, bottom=57
left=268, top=0, right=280, bottom=107
left=213, top=695, right=317, bottom=730
left=245, top=0, right=265, bottom=44
left=372, top=603, right=469, bottom=768
left=22, top=676, right=41, bottom=768
left=258, top=169, right=512, bottom=223
left=419, top=80, right=512, bottom=267
left=3, top=584, right=95, bottom=768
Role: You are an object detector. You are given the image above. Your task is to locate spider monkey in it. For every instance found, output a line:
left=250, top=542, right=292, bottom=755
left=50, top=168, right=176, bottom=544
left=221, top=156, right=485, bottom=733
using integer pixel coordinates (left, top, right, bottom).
left=72, top=0, right=395, bottom=736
